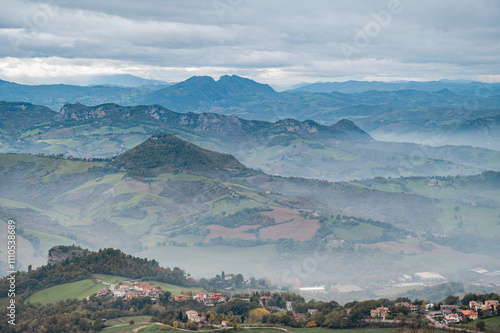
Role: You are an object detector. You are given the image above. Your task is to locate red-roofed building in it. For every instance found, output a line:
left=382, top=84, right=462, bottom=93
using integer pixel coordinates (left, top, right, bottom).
left=209, top=293, right=223, bottom=299
left=294, top=313, right=307, bottom=321
left=395, top=302, right=410, bottom=308
left=371, top=307, right=389, bottom=318
left=485, top=300, right=499, bottom=311
left=444, top=313, right=460, bottom=324
left=97, top=288, right=108, bottom=296
left=196, top=292, right=207, bottom=302
left=461, top=310, right=478, bottom=320
left=469, top=301, right=484, bottom=311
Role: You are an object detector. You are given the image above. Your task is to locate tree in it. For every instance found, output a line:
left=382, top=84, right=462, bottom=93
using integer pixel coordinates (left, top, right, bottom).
left=475, top=321, right=486, bottom=332
left=249, top=308, right=270, bottom=323
left=444, top=295, right=460, bottom=305
left=129, top=319, right=135, bottom=325
left=186, top=321, right=198, bottom=330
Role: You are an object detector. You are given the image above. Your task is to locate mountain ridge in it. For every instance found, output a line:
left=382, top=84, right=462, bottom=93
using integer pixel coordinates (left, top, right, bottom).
left=57, top=102, right=373, bottom=141
left=1, top=75, right=500, bottom=150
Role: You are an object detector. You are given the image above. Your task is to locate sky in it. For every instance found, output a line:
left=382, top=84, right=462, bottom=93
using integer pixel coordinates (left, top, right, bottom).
left=0, top=0, right=499, bottom=87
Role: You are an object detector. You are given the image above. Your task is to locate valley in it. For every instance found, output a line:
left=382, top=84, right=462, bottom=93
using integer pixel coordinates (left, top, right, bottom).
left=0, top=134, right=499, bottom=299
left=0, top=76, right=499, bottom=302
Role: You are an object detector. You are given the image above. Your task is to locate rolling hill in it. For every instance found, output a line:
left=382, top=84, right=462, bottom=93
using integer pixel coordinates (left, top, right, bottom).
left=111, top=133, right=251, bottom=176
left=1, top=137, right=499, bottom=289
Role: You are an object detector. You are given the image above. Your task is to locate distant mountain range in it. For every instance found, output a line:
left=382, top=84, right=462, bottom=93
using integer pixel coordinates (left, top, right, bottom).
left=290, top=79, right=500, bottom=95
left=1, top=75, right=499, bottom=150
left=2, top=101, right=499, bottom=181
left=86, top=74, right=172, bottom=87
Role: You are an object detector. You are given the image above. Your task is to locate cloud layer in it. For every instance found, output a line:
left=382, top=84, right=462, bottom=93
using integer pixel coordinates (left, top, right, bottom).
left=1, top=0, right=499, bottom=86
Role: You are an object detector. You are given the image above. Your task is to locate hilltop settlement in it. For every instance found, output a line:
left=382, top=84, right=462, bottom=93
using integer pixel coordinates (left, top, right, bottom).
left=1, top=246, right=499, bottom=333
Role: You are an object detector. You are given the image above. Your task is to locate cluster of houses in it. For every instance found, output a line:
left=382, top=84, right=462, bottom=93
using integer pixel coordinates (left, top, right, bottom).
left=370, top=302, right=419, bottom=318
left=99, top=282, right=164, bottom=301
left=469, top=300, right=499, bottom=312
left=94, top=278, right=232, bottom=306
left=174, top=292, right=227, bottom=306
left=440, top=300, right=498, bottom=325
left=370, top=299, right=499, bottom=325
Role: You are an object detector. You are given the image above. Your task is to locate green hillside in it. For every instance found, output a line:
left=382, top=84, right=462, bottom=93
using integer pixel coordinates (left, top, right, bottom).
left=27, top=279, right=108, bottom=305
left=1, top=136, right=500, bottom=294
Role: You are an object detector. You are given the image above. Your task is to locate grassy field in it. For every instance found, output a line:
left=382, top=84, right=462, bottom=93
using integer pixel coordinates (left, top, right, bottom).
left=104, top=323, right=159, bottom=333
left=243, top=328, right=398, bottom=333
left=106, top=316, right=153, bottom=325
left=104, top=316, right=156, bottom=333
left=27, top=279, right=108, bottom=304
left=453, top=315, right=500, bottom=333
left=104, top=326, right=415, bottom=333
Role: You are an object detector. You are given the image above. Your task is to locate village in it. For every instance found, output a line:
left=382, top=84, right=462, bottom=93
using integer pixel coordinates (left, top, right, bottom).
left=93, top=279, right=229, bottom=306
left=370, top=299, right=499, bottom=327
left=93, top=279, right=498, bottom=329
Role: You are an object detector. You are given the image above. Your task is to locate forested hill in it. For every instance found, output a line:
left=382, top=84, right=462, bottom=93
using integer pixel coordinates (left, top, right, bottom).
left=0, top=246, right=187, bottom=300
left=111, top=133, right=252, bottom=176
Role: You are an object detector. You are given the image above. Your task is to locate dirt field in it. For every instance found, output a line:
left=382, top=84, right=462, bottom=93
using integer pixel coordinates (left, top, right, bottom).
left=259, top=219, right=320, bottom=241
left=204, top=224, right=259, bottom=242
left=260, top=206, right=304, bottom=223
left=203, top=208, right=320, bottom=242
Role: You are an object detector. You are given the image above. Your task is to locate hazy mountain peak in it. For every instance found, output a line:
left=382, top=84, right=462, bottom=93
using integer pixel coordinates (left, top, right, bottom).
left=329, top=119, right=372, bottom=139
left=111, top=133, right=248, bottom=176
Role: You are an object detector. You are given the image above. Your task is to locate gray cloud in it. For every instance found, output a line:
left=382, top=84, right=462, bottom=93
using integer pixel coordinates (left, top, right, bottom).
left=0, top=0, right=499, bottom=85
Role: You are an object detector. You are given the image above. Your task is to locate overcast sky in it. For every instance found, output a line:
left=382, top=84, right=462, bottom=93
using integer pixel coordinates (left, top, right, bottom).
left=0, top=0, right=499, bottom=87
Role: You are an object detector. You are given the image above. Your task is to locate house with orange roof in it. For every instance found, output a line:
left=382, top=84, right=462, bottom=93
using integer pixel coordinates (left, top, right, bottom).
left=135, top=284, right=154, bottom=292
left=395, top=302, right=410, bottom=308
left=196, top=292, right=208, bottom=302
left=461, top=310, right=478, bottom=321
left=294, top=313, right=307, bottom=321
left=485, top=300, right=499, bottom=311
left=469, top=301, right=485, bottom=311
left=370, top=307, right=389, bottom=318
left=96, top=288, right=109, bottom=296
left=444, top=313, right=460, bottom=324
